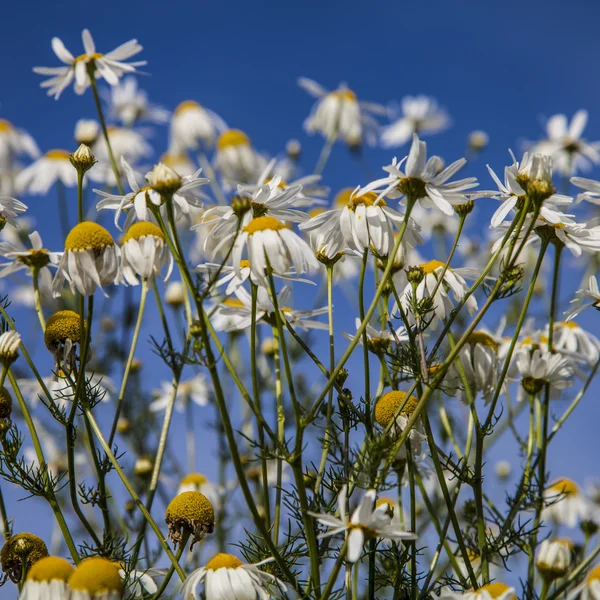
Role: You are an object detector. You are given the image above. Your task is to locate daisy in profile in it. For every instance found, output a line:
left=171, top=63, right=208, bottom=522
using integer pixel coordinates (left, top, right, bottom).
left=117, top=563, right=158, bottom=599
left=536, top=538, right=573, bottom=581
left=67, top=557, right=123, bottom=600
left=516, top=348, right=574, bottom=400
left=360, top=134, right=479, bottom=216
left=542, top=478, right=590, bottom=528
left=567, top=564, right=600, bottom=600
left=381, top=95, right=450, bottom=148
left=170, top=100, right=227, bottom=151
left=0, top=118, right=39, bottom=166
left=19, top=555, right=73, bottom=600
left=530, top=110, right=600, bottom=176
left=548, top=320, right=600, bottom=365
left=309, top=485, right=417, bottom=562
left=150, top=374, right=209, bottom=413
left=343, top=317, right=409, bottom=355
left=52, top=221, right=120, bottom=297
left=105, top=76, right=169, bottom=127
left=0, top=196, right=27, bottom=229
left=34, top=29, right=146, bottom=99
left=180, top=553, right=286, bottom=600
left=15, top=149, right=77, bottom=194
left=566, top=276, right=600, bottom=322
left=214, top=129, right=265, bottom=186
left=439, top=582, right=517, bottom=600
left=298, top=77, right=384, bottom=147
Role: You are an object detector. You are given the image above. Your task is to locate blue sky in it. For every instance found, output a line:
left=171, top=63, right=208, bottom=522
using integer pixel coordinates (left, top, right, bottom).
left=0, top=0, right=599, bottom=583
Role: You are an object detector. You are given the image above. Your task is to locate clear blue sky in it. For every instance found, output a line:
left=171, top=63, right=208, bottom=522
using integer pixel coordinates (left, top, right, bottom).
left=1, top=0, right=599, bottom=582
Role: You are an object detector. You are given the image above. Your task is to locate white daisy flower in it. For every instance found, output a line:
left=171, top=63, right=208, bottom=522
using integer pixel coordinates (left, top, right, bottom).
left=170, top=100, right=227, bottom=151
left=105, top=76, right=169, bottom=127
left=19, top=555, right=73, bottom=600
left=542, top=478, right=590, bottom=528
left=67, top=557, right=123, bottom=600
left=530, top=110, right=600, bottom=176
left=567, top=565, right=600, bottom=600
left=468, top=130, right=489, bottom=153
left=298, top=77, right=384, bottom=147
left=438, top=582, right=516, bottom=600
left=548, top=320, right=600, bottom=366
left=381, top=95, right=450, bottom=148
left=343, top=316, right=409, bottom=355
left=52, top=221, right=120, bottom=297
left=180, top=553, right=286, bottom=600
left=0, top=118, right=39, bottom=166
left=309, top=485, right=417, bottom=563
left=570, top=175, right=600, bottom=206
left=150, top=375, right=209, bottom=413
left=33, top=29, right=146, bottom=99
left=15, top=150, right=77, bottom=195
left=516, top=347, right=574, bottom=399
left=565, top=276, right=600, bottom=321
left=119, top=566, right=158, bottom=599
left=177, top=473, right=220, bottom=509
left=536, top=538, right=573, bottom=580
left=74, top=118, right=100, bottom=145
left=119, top=221, right=172, bottom=285
left=360, top=134, right=479, bottom=216
left=214, top=129, right=265, bottom=186
left=0, top=196, right=27, bottom=228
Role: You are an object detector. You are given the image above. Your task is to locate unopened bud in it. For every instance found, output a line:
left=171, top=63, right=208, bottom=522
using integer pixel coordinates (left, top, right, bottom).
left=70, top=144, right=96, bottom=174
left=454, top=200, right=474, bottom=217
left=468, top=130, right=489, bottom=152
left=165, top=282, right=185, bottom=308
left=147, top=163, right=182, bottom=195
left=0, top=331, right=20, bottom=367
left=406, top=266, right=425, bottom=285
left=231, top=195, right=251, bottom=218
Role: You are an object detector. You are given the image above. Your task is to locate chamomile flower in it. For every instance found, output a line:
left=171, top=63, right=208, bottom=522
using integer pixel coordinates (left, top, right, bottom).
left=530, top=110, right=600, bottom=176
left=381, top=95, right=450, bottom=148
left=170, top=100, right=227, bottom=151
left=52, top=221, right=120, bottom=297
left=119, top=221, right=172, bottom=285
left=343, top=317, right=409, bottom=355
left=360, top=134, right=478, bottom=216
left=0, top=196, right=27, bottom=229
left=0, top=119, right=39, bottom=166
left=117, top=565, right=158, bottom=599
left=67, top=557, right=123, bottom=600
left=181, top=553, right=286, bottom=600
left=15, top=150, right=77, bottom=195
left=0, top=533, right=48, bottom=584
left=565, top=276, right=600, bottom=321
left=34, top=29, right=146, bottom=99
left=536, top=538, right=573, bottom=581
left=542, top=478, right=590, bottom=528
left=165, top=491, right=214, bottom=548
left=548, top=320, right=600, bottom=365
left=298, top=77, right=383, bottom=147
left=214, top=129, right=264, bottom=186
left=439, top=582, right=516, bottom=600
left=0, top=331, right=20, bottom=367
left=309, top=485, right=417, bottom=563
left=105, top=76, right=169, bottom=126
left=178, top=473, right=220, bottom=508
left=20, top=555, right=74, bottom=600
left=568, top=564, right=600, bottom=600
left=43, top=309, right=83, bottom=371
left=74, top=119, right=100, bottom=145
left=468, top=130, right=489, bottom=153
left=516, top=348, right=574, bottom=398
left=150, top=375, right=209, bottom=413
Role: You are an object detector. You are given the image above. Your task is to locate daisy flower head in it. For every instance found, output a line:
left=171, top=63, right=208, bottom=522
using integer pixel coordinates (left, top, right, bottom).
left=214, top=129, right=265, bottom=186
left=181, top=553, right=286, bottom=600
left=165, top=491, right=214, bottom=548
left=361, top=134, right=478, bottom=216
left=0, top=331, right=21, bottom=368
left=67, top=557, right=123, bottom=600
left=15, top=149, right=77, bottom=195
left=536, top=538, right=573, bottom=581
left=34, top=29, right=146, bottom=99
left=310, top=485, right=417, bottom=563
left=439, top=582, right=516, bottom=600
left=516, top=347, right=574, bottom=399
left=170, top=100, right=227, bottom=151
left=0, top=196, right=27, bottom=229
left=530, top=110, right=600, bottom=176
left=568, top=564, right=600, bottom=600
left=150, top=374, right=209, bottom=413
left=105, top=76, right=169, bottom=127
left=119, top=221, right=172, bottom=285
left=74, top=119, right=100, bottom=145
left=117, top=564, right=158, bottom=599
left=19, top=555, right=74, bottom=600
left=548, top=320, right=600, bottom=365
left=381, top=95, right=450, bottom=148
left=542, top=478, right=589, bottom=528
left=0, top=118, right=39, bottom=166
left=468, top=130, right=490, bottom=153
left=0, top=533, right=48, bottom=584
left=44, top=310, right=83, bottom=370
left=565, top=276, right=600, bottom=321
left=52, top=221, right=120, bottom=297
left=344, top=317, right=409, bottom=356
left=298, top=77, right=383, bottom=147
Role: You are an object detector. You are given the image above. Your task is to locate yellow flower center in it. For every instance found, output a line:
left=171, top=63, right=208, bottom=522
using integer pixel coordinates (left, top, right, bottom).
left=181, top=473, right=208, bottom=486
left=123, top=222, right=165, bottom=244
left=420, top=259, right=446, bottom=275
left=74, top=52, right=104, bottom=63
left=206, top=553, right=243, bottom=571
left=549, top=478, right=579, bottom=496
left=217, top=129, right=250, bottom=150
left=160, top=152, right=189, bottom=167
left=174, top=100, right=201, bottom=116
left=165, top=491, right=214, bottom=527
left=239, top=259, right=251, bottom=269
left=466, top=332, right=499, bottom=352
left=65, top=222, right=114, bottom=252
left=0, top=120, right=13, bottom=133
left=68, top=557, right=122, bottom=594
left=44, top=310, right=81, bottom=349
left=561, top=321, right=580, bottom=330
left=587, top=564, right=600, bottom=583
left=349, top=191, right=386, bottom=210
left=224, top=298, right=245, bottom=308
left=18, top=249, right=51, bottom=270
left=309, top=207, right=326, bottom=218
left=27, top=556, right=74, bottom=582
left=45, top=149, right=70, bottom=161
left=264, top=177, right=287, bottom=189
left=243, top=216, right=286, bottom=234
left=479, top=582, right=516, bottom=599
left=335, top=188, right=355, bottom=208
left=375, top=391, right=419, bottom=428
left=332, top=89, right=357, bottom=101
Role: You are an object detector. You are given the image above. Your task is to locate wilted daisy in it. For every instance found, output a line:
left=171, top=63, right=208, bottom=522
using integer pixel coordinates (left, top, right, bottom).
left=298, top=77, right=383, bottom=147
left=52, top=221, right=120, bottom=297
left=43, top=309, right=83, bottom=369
left=439, top=582, right=517, bottom=600
left=150, top=375, right=209, bottom=413
left=530, top=110, right=600, bottom=176
left=310, top=485, right=417, bottom=562
left=536, top=538, right=573, bottom=581
left=516, top=348, right=574, bottom=399
left=178, top=473, right=220, bottom=508
left=214, top=129, right=264, bottom=185
left=20, top=555, right=74, bottom=600
left=120, top=221, right=172, bottom=285
left=0, top=533, right=48, bottom=584
left=361, top=134, right=478, bottom=216
left=0, top=118, right=39, bottom=166
left=568, top=564, right=600, bottom=600
left=170, top=100, right=227, bottom=151
left=542, top=478, right=589, bottom=528
left=15, top=150, right=77, bottom=194
left=381, top=95, right=450, bottom=148
left=105, top=76, right=169, bottom=126
left=566, top=276, right=600, bottom=321
left=180, top=553, right=286, bottom=600
left=34, top=29, right=146, bottom=99
left=67, top=557, right=123, bottom=600
left=165, top=491, right=214, bottom=548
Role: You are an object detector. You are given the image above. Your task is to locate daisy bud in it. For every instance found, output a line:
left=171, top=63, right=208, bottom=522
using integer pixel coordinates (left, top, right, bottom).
left=74, top=119, right=100, bottom=145
left=189, top=320, right=203, bottom=338
left=536, top=538, right=573, bottom=581
left=165, top=491, right=215, bottom=549
left=147, top=162, right=182, bottom=195
left=230, top=195, right=252, bottom=218
left=67, top=557, right=123, bottom=600
left=134, top=457, right=154, bottom=478
left=70, top=143, right=96, bottom=174
left=454, top=200, right=474, bottom=217
left=335, top=368, right=349, bottom=387
left=165, top=282, right=185, bottom=307
left=261, top=338, right=277, bottom=356
left=581, top=519, right=599, bottom=537
left=495, top=460, right=511, bottom=480
left=0, top=419, right=11, bottom=437
left=116, top=418, right=130, bottom=434
left=0, top=533, right=48, bottom=583
left=0, top=330, right=21, bottom=367
left=406, top=265, right=425, bottom=285
left=468, top=130, right=489, bottom=152
left=0, top=386, right=12, bottom=419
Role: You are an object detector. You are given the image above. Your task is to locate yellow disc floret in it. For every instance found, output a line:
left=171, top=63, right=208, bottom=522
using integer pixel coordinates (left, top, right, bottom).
left=65, top=222, right=114, bottom=252
left=239, top=259, right=251, bottom=269
left=45, top=149, right=70, bottom=161
left=44, top=310, right=81, bottom=350
left=479, top=582, right=516, bottom=599
left=334, top=188, right=355, bottom=208
left=375, top=391, right=419, bottom=428
left=549, top=478, right=579, bottom=496
left=217, top=129, right=250, bottom=150
left=206, top=553, right=243, bottom=571
left=68, top=557, right=122, bottom=595
left=0, top=120, right=13, bottom=133
left=349, top=191, right=386, bottom=210
left=467, top=331, right=499, bottom=353
left=175, top=100, right=201, bottom=115
left=27, top=556, right=74, bottom=582
left=243, top=216, right=286, bottom=234
left=587, top=564, right=600, bottom=583
left=332, top=89, right=357, bottom=101
left=420, top=259, right=446, bottom=275
left=165, top=491, right=215, bottom=548
left=123, top=222, right=165, bottom=244
left=1, top=533, right=48, bottom=583
left=181, top=473, right=208, bottom=486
